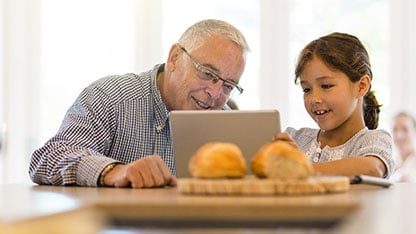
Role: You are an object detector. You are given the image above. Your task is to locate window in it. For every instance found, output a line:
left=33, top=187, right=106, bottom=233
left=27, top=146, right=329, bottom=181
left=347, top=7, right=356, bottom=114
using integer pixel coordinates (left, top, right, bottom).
left=39, top=0, right=136, bottom=141
left=3, top=0, right=413, bottom=184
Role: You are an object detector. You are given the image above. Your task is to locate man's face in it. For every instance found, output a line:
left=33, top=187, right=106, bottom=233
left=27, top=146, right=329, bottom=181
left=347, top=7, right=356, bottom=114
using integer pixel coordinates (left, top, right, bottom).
left=163, top=34, right=246, bottom=111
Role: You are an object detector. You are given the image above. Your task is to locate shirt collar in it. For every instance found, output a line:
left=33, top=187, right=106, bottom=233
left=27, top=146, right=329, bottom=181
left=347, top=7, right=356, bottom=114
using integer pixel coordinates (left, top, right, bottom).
left=150, top=64, right=169, bottom=131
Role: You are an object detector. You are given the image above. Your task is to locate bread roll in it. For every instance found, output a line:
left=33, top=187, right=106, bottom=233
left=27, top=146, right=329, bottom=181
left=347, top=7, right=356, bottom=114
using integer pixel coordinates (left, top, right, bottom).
left=251, top=141, right=313, bottom=179
left=189, top=142, right=247, bottom=178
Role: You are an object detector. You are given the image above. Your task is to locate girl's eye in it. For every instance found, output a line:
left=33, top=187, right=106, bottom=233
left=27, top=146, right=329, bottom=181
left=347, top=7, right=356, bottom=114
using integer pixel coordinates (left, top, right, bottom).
left=302, top=87, right=311, bottom=93
left=321, top=84, right=334, bottom=89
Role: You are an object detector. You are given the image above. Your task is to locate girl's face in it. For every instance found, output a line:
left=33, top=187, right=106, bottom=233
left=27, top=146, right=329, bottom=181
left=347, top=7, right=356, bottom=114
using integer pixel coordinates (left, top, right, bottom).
left=299, top=56, right=367, bottom=132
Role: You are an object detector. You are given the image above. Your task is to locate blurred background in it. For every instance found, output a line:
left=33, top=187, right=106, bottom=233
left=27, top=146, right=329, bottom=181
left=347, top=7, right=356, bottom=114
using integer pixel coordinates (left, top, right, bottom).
left=1, top=0, right=415, bottom=183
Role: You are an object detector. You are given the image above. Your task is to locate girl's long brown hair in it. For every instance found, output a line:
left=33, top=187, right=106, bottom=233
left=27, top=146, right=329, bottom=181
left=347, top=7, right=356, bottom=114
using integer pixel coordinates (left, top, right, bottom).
left=295, top=32, right=381, bottom=129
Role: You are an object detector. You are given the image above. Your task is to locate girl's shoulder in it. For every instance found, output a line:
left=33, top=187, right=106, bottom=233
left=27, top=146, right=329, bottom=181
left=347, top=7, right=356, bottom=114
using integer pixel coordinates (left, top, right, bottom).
left=285, top=126, right=318, bottom=135
left=284, top=127, right=319, bottom=142
left=353, top=128, right=392, bottom=142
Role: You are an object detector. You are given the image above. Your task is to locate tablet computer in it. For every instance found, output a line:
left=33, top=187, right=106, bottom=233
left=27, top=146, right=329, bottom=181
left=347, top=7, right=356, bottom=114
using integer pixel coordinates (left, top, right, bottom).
left=169, top=109, right=281, bottom=178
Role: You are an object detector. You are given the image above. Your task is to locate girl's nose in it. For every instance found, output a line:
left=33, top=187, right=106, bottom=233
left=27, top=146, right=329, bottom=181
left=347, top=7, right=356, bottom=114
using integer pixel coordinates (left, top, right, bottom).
left=310, top=90, right=323, bottom=104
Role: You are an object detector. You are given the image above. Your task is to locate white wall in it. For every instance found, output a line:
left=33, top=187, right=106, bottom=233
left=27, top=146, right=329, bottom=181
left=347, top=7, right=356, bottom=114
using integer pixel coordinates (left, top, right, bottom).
left=389, top=0, right=416, bottom=120
left=259, top=0, right=291, bottom=124
left=1, top=0, right=41, bottom=183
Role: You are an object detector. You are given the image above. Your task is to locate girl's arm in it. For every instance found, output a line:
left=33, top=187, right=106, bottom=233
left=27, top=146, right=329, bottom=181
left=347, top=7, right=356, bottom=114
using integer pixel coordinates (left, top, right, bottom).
left=272, top=132, right=387, bottom=177
left=313, top=156, right=386, bottom=177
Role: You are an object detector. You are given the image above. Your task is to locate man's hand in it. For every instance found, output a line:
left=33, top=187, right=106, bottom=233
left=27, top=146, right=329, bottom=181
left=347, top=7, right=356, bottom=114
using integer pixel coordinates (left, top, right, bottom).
left=103, top=155, right=177, bottom=188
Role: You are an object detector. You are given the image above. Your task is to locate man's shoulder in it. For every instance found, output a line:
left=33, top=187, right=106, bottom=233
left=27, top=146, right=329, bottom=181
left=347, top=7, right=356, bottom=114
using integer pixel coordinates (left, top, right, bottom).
left=88, top=73, right=151, bottom=101
left=94, top=73, right=142, bottom=90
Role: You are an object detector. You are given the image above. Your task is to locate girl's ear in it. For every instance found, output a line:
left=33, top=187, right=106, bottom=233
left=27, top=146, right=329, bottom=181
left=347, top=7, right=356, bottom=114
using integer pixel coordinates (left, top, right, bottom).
left=166, top=44, right=181, bottom=72
left=357, top=75, right=371, bottom=97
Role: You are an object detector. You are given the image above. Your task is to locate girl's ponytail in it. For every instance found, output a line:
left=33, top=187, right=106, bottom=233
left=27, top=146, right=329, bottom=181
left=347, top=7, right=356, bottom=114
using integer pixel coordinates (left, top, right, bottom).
left=363, top=90, right=381, bottom=129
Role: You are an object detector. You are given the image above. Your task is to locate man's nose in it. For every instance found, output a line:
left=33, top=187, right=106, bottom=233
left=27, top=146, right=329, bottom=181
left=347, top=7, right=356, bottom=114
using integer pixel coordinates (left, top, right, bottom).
left=206, top=81, right=224, bottom=99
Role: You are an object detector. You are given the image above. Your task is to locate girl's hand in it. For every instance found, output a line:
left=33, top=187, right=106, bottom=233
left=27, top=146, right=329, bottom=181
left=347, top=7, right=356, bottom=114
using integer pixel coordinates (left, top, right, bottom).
left=272, top=132, right=298, bottom=149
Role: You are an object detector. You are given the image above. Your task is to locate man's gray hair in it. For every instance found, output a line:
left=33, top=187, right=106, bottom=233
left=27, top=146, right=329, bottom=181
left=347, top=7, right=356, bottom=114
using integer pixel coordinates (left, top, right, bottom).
left=178, top=19, right=250, bottom=53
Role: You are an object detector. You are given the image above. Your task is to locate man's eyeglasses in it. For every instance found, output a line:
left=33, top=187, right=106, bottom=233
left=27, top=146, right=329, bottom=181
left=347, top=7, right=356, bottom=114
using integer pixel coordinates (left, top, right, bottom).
left=178, top=45, right=244, bottom=97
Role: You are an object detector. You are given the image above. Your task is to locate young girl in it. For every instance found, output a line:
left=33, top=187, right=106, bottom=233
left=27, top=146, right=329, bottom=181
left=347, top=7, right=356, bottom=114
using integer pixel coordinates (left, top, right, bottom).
left=274, top=32, right=394, bottom=178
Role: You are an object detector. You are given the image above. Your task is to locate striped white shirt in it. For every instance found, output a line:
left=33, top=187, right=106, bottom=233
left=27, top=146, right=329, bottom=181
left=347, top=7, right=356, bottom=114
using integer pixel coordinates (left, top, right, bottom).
left=285, top=127, right=395, bottom=178
left=29, top=64, right=175, bottom=186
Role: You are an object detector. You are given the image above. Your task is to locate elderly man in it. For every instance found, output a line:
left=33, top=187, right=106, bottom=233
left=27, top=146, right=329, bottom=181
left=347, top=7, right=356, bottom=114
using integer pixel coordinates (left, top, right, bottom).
left=29, top=19, right=250, bottom=188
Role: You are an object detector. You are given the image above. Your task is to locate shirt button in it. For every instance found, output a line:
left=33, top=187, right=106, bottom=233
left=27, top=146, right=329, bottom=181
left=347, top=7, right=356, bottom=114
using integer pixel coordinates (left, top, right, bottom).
left=313, top=157, right=319, bottom=163
left=156, top=126, right=162, bottom=131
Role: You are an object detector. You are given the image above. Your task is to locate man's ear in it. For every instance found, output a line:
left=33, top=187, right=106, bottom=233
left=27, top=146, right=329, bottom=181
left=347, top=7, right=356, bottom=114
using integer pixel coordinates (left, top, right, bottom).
left=166, top=44, right=181, bottom=72
left=357, top=75, right=371, bottom=97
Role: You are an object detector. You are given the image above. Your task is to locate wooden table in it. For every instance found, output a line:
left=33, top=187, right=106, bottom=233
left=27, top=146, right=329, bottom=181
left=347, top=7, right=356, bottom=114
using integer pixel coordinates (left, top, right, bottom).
left=0, top=182, right=415, bottom=233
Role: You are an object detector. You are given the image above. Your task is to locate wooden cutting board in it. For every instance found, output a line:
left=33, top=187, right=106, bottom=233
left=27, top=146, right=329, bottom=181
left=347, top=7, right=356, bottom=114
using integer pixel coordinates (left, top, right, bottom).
left=178, top=176, right=350, bottom=195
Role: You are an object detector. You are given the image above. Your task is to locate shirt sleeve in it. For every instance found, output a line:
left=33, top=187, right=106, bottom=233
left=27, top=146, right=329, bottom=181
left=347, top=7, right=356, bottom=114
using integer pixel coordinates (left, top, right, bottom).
left=356, top=129, right=394, bottom=178
left=28, top=84, right=119, bottom=186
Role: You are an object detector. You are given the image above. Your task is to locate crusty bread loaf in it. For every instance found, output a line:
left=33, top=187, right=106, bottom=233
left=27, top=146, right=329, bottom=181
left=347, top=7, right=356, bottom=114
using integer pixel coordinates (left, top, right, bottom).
left=189, top=142, right=247, bottom=178
left=251, top=141, right=313, bottom=179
